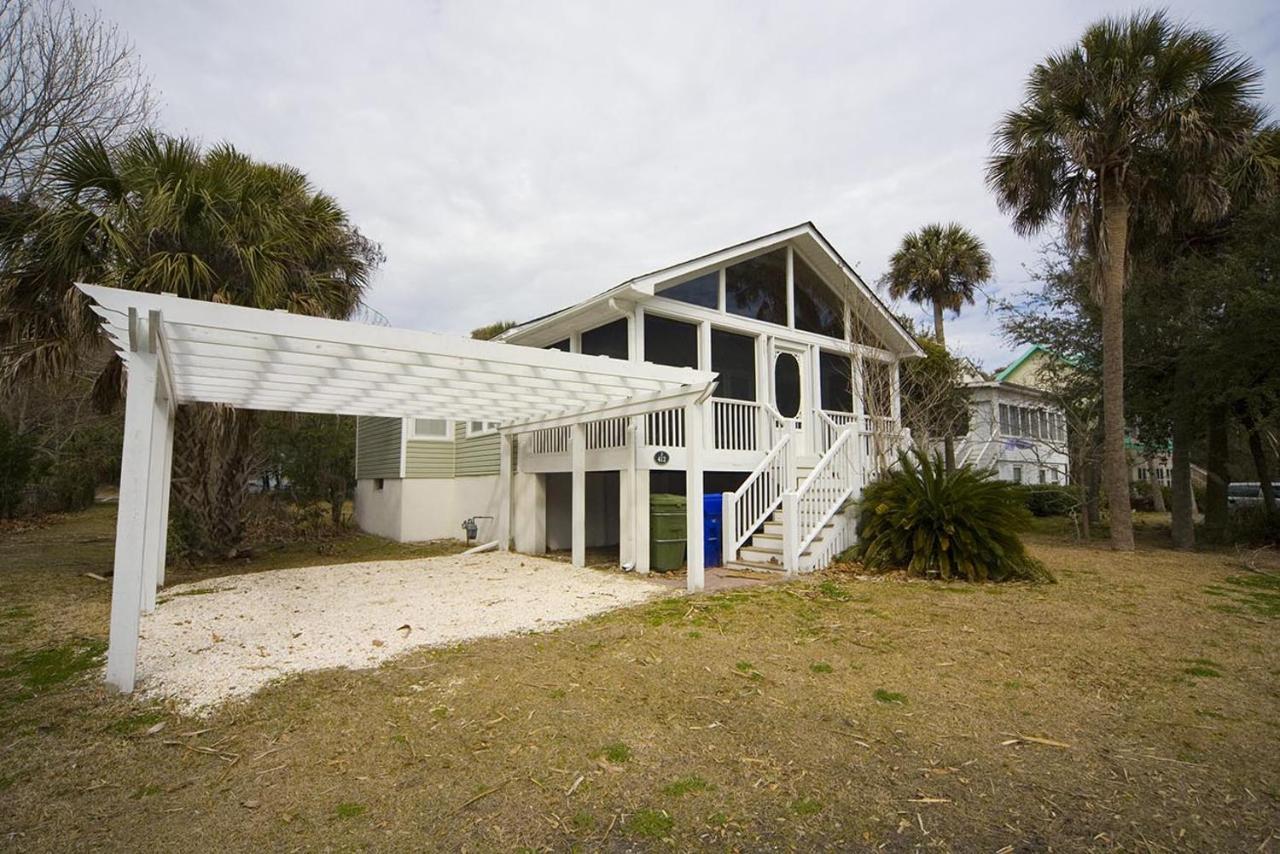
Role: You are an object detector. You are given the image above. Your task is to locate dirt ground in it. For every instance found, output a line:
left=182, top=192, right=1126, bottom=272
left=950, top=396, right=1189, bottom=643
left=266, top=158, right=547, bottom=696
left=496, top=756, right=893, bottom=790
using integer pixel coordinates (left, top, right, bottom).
left=1, top=506, right=1278, bottom=851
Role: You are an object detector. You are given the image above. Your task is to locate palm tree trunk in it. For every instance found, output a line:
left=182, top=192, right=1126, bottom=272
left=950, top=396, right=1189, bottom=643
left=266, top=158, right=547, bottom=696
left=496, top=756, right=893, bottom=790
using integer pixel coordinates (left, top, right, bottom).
left=1099, top=190, right=1134, bottom=550
left=933, top=300, right=956, bottom=471
left=170, top=404, right=262, bottom=557
left=1203, top=402, right=1230, bottom=542
left=1170, top=400, right=1195, bottom=551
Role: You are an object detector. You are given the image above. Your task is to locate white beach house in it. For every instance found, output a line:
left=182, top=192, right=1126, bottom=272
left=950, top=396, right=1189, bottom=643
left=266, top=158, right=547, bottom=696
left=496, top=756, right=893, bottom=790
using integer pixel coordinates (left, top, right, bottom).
left=353, top=223, right=921, bottom=574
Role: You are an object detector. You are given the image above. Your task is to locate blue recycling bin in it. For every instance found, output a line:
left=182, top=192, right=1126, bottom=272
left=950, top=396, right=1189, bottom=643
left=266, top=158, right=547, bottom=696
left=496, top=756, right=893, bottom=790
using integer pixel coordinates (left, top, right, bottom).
left=703, top=493, right=723, bottom=568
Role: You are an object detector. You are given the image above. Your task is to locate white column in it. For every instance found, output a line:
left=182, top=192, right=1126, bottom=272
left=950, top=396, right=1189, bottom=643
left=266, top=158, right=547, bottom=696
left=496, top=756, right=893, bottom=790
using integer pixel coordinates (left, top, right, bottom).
left=106, top=341, right=159, bottom=694
left=785, top=246, right=795, bottom=328
left=497, top=432, right=514, bottom=550
left=571, top=422, right=586, bottom=568
left=634, top=422, right=651, bottom=574
left=139, top=391, right=173, bottom=613
left=513, top=471, right=546, bottom=554
left=685, top=402, right=705, bottom=592
left=721, top=491, right=737, bottom=564
left=154, top=399, right=175, bottom=589
left=619, top=420, right=637, bottom=568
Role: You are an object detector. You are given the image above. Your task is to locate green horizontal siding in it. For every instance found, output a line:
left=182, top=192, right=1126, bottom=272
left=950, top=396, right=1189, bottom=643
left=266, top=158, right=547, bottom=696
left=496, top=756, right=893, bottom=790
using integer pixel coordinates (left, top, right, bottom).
left=355, top=417, right=402, bottom=479
left=405, top=439, right=454, bottom=478
left=456, top=432, right=500, bottom=477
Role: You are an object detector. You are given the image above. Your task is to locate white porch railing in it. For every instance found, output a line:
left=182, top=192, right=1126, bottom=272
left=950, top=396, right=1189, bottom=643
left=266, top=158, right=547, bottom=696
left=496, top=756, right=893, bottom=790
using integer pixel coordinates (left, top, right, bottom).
left=585, top=416, right=628, bottom=450
left=645, top=406, right=686, bottom=447
left=722, top=431, right=794, bottom=564
left=782, top=427, right=859, bottom=574
left=526, top=425, right=570, bottom=455
left=712, top=398, right=764, bottom=451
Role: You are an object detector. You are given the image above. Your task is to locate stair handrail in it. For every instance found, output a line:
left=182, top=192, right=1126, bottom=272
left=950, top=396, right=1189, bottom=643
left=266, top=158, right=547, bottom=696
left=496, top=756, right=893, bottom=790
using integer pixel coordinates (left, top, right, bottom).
left=786, top=427, right=858, bottom=566
left=721, top=430, right=793, bottom=564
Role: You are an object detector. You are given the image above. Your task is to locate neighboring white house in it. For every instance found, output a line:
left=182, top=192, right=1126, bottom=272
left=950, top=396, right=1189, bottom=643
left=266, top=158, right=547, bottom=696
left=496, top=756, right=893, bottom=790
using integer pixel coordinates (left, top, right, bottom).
left=354, top=223, right=922, bottom=573
left=954, top=346, right=1070, bottom=485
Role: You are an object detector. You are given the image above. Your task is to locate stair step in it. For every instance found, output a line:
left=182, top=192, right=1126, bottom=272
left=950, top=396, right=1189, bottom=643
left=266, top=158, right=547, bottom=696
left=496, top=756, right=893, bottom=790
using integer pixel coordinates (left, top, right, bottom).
left=722, top=560, right=788, bottom=575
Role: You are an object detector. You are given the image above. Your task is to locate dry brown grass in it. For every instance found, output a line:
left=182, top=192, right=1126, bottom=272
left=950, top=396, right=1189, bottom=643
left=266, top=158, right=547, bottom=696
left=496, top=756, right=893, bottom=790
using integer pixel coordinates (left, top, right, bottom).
left=1, top=508, right=1278, bottom=851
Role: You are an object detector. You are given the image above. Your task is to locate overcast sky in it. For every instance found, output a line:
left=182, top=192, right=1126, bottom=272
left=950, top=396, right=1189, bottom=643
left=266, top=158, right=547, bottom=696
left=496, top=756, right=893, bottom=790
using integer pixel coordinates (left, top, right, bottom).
left=97, top=0, right=1279, bottom=370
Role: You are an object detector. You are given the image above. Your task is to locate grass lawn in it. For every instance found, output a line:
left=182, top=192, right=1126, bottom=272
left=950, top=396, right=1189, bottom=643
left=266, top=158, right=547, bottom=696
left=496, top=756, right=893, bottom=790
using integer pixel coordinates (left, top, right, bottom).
left=1, top=506, right=1278, bottom=850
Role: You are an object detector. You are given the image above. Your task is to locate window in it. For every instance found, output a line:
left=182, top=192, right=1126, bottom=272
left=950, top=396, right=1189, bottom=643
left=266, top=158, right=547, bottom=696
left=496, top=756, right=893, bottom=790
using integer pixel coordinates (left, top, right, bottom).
left=711, top=329, right=756, bottom=401
left=862, top=360, right=892, bottom=418
left=659, top=270, right=719, bottom=309
left=643, top=314, right=698, bottom=368
left=545, top=339, right=570, bottom=352
left=793, top=254, right=844, bottom=339
left=374, top=478, right=384, bottom=491
left=774, top=352, right=802, bottom=418
left=468, top=421, right=499, bottom=436
left=1138, top=467, right=1148, bottom=481
left=411, top=418, right=451, bottom=440
left=580, top=318, right=628, bottom=359
left=819, top=351, right=854, bottom=412
left=999, top=404, right=1011, bottom=435
left=1012, top=466, right=1023, bottom=484
left=1030, top=409, right=1041, bottom=439
left=1038, top=469, right=1046, bottom=484
left=725, top=249, right=787, bottom=326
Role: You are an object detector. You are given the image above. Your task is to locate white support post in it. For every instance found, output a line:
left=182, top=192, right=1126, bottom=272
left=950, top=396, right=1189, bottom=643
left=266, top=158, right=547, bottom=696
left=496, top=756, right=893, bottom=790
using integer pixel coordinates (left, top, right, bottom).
left=513, top=470, right=546, bottom=554
left=154, top=403, right=174, bottom=589
left=785, top=246, right=795, bottom=328
left=139, top=389, right=173, bottom=613
left=106, top=316, right=160, bottom=694
left=634, top=421, right=651, bottom=574
left=571, top=422, right=586, bottom=568
left=685, top=402, right=705, bottom=592
left=721, top=492, right=737, bottom=564
left=497, top=432, right=514, bottom=550
left=781, top=491, right=799, bottom=576
left=619, top=420, right=637, bottom=568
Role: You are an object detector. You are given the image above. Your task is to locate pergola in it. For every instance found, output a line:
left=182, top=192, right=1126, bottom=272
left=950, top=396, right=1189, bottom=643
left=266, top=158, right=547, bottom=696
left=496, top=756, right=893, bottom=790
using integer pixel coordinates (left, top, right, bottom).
left=81, top=284, right=718, bottom=694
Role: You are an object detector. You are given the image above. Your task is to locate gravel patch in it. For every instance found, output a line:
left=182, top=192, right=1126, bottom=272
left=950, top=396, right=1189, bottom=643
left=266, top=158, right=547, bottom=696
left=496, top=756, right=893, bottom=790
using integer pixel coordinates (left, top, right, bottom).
left=137, top=552, right=670, bottom=712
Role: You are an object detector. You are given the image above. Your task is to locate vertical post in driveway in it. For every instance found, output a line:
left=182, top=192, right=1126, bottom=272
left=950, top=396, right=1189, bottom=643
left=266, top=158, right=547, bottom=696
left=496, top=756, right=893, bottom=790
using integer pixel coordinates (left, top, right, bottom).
left=106, top=309, right=159, bottom=693
left=633, top=415, right=651, bottom=574
left=685, top=401, right=705, bottom=592
left=571, top=422, right=586, bottom=567
left=497, top=431, right=514, bottom=550
left=139, top=377, right=173, bottom=614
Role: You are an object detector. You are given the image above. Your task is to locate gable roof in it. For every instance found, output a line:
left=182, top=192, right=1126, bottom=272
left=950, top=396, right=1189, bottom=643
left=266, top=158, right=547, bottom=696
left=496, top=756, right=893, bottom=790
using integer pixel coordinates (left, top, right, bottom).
left=498, top=222, right=922, bottom=358
left=994, top=344, right=1077, bottom=383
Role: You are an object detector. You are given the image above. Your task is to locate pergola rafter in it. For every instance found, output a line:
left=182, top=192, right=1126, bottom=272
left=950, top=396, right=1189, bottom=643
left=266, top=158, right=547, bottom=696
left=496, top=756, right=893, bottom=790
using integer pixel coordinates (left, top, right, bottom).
left=80, top=284, right=718, bottom=695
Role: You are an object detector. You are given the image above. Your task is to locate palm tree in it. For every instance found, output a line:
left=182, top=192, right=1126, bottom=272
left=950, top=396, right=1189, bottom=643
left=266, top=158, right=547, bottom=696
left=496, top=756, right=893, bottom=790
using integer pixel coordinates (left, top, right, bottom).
left=880, top=222, right=992, bottom=470
left=1, top=131, right=382, bottom=553
left=987, top=11, right=1262, bottom=551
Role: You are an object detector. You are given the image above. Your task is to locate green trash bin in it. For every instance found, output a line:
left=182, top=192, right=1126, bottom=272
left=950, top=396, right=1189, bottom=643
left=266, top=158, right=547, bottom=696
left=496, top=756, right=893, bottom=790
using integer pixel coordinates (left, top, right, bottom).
left=650, top=493, right=687, bottom=571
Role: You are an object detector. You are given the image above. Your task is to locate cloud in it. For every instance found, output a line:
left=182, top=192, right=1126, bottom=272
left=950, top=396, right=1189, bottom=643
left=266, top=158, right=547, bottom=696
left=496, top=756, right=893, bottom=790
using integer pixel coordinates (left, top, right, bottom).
left=100, top=0, right=1279, bottom=367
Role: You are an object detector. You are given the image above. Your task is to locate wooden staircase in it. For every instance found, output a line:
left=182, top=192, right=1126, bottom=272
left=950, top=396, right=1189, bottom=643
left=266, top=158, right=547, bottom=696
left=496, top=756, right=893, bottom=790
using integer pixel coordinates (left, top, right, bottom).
left=723, top=460, right=847, bottom=574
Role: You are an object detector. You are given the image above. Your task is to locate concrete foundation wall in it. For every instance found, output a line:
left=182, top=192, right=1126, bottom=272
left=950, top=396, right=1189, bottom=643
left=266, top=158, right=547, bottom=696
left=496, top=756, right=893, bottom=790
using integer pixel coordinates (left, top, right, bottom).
left=355, top=475, right=502, bottom=543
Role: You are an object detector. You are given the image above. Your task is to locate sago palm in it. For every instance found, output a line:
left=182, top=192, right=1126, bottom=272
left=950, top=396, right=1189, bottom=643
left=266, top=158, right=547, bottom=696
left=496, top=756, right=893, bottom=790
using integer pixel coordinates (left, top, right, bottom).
left=853, top=448, right=1050, bottom=583
left=986, top=11, right=1263, bottom=550
left=1, top=131, right=381, bottom=553
left=880, top=222, right=990, bottom=470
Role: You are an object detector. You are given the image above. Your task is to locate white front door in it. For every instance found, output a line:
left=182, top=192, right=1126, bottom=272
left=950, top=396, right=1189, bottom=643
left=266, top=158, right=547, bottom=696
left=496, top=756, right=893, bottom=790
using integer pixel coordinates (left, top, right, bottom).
left=771, top=343, right=810, bottom=455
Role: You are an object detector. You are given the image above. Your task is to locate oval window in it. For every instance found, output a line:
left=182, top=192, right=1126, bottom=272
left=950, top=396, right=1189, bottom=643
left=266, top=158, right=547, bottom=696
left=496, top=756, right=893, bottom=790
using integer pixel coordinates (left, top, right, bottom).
left=774, top=353, right=801, bottom=418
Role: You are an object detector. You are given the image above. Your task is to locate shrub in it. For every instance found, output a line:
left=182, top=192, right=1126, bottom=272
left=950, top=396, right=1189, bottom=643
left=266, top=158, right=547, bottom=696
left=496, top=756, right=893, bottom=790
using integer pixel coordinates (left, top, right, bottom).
left=1016, top=483, right=1079, bottom=517
left=1130, top=479, right=1172, bottom=512
left=852, top=449, right=1051, bottom=583
left=0, top=420, right=37, bottom=519
left=1224, top=505, right=1280, bottom=546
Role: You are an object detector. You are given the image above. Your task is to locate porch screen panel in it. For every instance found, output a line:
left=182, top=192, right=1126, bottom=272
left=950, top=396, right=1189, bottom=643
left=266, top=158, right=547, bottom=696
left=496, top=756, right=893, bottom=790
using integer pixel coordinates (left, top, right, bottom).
left=711, top=329, right=756, bottom=401
left=643, top=314, right=698, bottom=368
left=580, top=318, right=628, bottom=359
left=819, top=351, right=854, bottom=412
left=794, top=256, right=845, bottom=339
left=725, top=249, right=787, bottom=326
